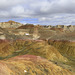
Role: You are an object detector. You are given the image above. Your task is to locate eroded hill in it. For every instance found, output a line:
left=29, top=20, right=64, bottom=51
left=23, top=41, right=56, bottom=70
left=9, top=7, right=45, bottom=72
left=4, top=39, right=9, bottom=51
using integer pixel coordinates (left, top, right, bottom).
left=0, top=55, right=74, bottom=75
left=0, top=22, right=75, bottom=75
left=48, top=40, right=75, bottom=58
left=0, top=40, right=67, bottom=62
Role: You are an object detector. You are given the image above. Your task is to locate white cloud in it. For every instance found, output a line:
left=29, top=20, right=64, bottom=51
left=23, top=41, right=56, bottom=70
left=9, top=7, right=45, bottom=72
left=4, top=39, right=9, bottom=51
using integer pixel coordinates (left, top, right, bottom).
left=11, top=6, right=24, bottom=15
left=39, top=17, right=52, bottom=21
left=0, top=0, right=75, bottom=25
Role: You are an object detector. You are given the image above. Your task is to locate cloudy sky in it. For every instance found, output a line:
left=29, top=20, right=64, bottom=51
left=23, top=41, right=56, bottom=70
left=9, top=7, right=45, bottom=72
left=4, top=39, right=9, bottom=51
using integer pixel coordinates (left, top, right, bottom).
left=0, top=0, right=75, bottom=25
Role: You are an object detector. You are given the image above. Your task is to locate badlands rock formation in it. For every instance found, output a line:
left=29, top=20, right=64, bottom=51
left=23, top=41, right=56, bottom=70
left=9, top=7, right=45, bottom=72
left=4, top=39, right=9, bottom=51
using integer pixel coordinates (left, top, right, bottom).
left=0, top=22, right=75, bottom=75
left=33, top=27, right=40, bottom=40
left=0, top=20, right=23, bottom=28
left=43, top=25, right=75, bottom=32
left=48, top=40, right=75, bottom=57
left=0, top=40, right=67, bottom=62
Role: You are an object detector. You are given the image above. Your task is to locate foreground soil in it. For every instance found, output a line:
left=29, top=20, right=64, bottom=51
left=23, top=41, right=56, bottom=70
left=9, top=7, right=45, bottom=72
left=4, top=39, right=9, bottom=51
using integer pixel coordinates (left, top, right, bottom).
left=0, top=55, right=74, bottom=75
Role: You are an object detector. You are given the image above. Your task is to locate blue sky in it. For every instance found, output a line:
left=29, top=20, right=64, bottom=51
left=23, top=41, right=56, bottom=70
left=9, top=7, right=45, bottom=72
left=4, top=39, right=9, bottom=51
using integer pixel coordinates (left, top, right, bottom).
left=0, top=0, right=75, bottom=25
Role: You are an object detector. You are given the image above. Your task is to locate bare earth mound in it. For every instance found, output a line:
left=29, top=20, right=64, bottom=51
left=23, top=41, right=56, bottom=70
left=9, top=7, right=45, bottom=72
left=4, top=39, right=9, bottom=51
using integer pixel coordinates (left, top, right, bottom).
left=0, top=55, right=74, bottom=75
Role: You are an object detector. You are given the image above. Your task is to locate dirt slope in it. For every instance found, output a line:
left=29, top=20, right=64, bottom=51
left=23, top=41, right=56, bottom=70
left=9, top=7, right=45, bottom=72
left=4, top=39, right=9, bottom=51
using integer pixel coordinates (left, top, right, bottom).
left=48, top=40, right=75, bottom=57
left=0, top=40, right=67, bottom=62
left=0, top=55, right=74, bottom=75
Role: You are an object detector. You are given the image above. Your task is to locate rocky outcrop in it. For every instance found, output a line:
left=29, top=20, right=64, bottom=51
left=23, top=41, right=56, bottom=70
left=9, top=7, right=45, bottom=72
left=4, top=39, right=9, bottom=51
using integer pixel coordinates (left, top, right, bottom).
left=0, top=35, right=6, bottom=40
left=17, top=24, right=34, bottom=29
left=0, top=20, right=23, bottom=28
left=0, top=28, right=6, bottom=39
left=43, top=25, right=75, bottom=32
left=68, top=25, right=75, bottom=32
left=33, top=27, right=40, bottom=40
